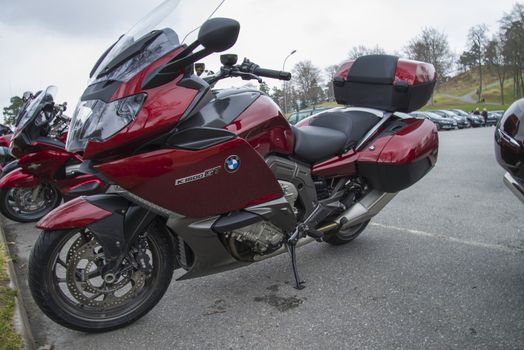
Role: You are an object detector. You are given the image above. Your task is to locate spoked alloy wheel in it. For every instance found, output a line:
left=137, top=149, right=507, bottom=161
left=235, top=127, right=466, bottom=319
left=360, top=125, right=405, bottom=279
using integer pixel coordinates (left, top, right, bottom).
left=28, top=222, right=174, bottom=332
left=0, top=184, right=61, bottom=222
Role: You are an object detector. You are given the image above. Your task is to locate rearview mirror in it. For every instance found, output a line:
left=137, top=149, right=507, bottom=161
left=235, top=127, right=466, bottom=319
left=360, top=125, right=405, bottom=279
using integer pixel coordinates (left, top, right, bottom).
left=22, top=91, right=33, bottom=102
left=198, top=18, right=240, bottom=53
left=220, top=54, right=238, bottom=66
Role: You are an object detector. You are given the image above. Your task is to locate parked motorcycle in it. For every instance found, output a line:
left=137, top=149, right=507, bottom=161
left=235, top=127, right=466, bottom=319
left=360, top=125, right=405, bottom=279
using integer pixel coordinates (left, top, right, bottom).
left=495, top=98, right=524, bottom=203
left=28, top=0, right=438, bottom=332
left=0, top=133, right=14, bottom=170
left=0, top=87, right=107, bottom=222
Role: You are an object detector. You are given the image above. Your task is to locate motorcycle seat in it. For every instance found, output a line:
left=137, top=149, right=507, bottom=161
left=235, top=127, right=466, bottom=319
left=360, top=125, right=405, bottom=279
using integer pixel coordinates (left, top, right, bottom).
left=291, top=126, right=347, bottom=164
left=308, top=110, right=380, bottom=150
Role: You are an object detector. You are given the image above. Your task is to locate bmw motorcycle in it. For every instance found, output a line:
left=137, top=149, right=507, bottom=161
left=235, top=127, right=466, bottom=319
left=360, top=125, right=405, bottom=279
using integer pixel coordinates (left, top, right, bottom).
left=0, top=88, right=107, bottom=222
left=28, top=0, right=439, bottom=332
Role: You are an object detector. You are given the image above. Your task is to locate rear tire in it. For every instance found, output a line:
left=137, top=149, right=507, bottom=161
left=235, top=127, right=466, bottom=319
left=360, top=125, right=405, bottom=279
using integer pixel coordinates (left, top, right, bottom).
left=0, top=185, right=61, bottom=222
left=28, top=221, right=174, bottom=332
left=323, top=220, right=370, bottom=246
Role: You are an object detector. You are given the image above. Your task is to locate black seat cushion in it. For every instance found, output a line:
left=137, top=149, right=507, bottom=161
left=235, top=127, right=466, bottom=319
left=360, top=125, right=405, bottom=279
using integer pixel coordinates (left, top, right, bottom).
left=309, top=110, right=380, bottom=149
left=292, top=126, right=347, bottom=164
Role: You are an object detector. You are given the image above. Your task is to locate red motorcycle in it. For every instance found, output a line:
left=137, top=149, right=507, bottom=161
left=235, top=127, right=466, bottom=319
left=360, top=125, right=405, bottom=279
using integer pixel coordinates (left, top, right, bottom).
left=28, top=0, right=438, bottom=332
left=0, top=133, right=14, bottom=171
left=0, top=87, right=107, bottom=222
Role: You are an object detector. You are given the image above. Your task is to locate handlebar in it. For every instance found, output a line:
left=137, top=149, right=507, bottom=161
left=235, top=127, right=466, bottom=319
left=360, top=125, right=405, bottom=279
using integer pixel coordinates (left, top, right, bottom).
left=253, top=67, right=291, bottom=81
left=239, top=58, right=291, bottom=81
left=204, top=58, right=292, bottom=86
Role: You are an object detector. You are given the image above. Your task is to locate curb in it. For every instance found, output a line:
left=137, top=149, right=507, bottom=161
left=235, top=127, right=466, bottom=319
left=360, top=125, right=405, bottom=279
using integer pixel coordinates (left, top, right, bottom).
left=0, top=224, right=36, bottom=350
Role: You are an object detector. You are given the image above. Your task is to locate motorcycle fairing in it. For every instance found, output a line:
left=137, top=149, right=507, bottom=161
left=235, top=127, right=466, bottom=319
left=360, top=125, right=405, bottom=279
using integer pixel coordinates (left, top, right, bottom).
left=18, top=149, right=72, bottom=178
left=224, top=95, right=294, bottom=157
left=0, top=168, right=40, bottom=188
left=37, top=196, right=112, bottom=230
left=95, top=137, right=284, bottom=218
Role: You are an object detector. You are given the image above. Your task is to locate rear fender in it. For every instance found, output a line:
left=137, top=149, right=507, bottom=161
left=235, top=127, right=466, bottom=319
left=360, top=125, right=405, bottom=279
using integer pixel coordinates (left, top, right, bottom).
left=37, top=194, right=157, bottom=266
left=0, top=168, right=40, bottom=188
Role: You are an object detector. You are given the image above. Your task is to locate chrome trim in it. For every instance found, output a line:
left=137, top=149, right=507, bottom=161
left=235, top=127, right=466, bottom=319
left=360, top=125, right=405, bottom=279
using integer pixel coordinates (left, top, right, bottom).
left=108, top=185, right=183, bottom=218
left=339, top=106, right=385, bottom=118
left=503, top=172, right=524, bottom=204
left=355, top=111, right=393, bottom=151
left=335, top=190, right=398, bottom=227
left=65, top=163, right=82, bottom=176
left=497, top=129, right=520, bottom=148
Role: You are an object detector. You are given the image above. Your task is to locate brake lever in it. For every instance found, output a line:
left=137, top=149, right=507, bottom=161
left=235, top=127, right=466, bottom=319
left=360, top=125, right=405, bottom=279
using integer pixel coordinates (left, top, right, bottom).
left=232, top=71, right=262, bottom=83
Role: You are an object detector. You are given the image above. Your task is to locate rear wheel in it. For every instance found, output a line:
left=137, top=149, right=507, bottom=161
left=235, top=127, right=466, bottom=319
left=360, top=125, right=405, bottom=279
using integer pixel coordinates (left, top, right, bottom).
left=323, top=220, right=370, bottom=246
left=0, top=184, right=61, bottom=222
left=28, top=221, right=174, bottom=332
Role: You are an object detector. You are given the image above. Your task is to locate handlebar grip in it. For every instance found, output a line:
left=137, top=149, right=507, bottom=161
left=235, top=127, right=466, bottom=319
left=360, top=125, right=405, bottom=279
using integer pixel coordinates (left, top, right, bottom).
left=253, top=67, right=291, bottom=81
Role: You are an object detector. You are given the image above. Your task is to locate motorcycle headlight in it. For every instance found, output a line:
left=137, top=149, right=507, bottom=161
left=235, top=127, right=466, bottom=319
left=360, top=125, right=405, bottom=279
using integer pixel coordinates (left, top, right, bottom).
left=66, top=93, right=146, bottom=153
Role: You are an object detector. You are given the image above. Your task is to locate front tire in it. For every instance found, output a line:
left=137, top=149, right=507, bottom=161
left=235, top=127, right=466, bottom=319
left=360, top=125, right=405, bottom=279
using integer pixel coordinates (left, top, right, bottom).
left=0, top=184, right=62, bottom=222
left=323, top=220, right=370, bottom=245
left=28, top=221, right=174, bottom=332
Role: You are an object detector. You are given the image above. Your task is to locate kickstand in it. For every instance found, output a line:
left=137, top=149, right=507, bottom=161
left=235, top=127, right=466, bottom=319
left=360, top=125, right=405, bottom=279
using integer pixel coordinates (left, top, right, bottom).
left=286, top=242, right=305, bottom=290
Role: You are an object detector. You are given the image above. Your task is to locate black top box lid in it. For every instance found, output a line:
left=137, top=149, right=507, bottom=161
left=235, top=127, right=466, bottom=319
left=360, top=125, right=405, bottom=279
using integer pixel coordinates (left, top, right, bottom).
left=333, top=55, right=437, bottom=112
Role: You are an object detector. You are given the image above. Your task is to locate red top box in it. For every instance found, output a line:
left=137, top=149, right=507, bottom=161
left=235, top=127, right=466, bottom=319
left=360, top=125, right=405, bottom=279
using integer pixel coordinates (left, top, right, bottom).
left=333, top=55, right=436, bottom=112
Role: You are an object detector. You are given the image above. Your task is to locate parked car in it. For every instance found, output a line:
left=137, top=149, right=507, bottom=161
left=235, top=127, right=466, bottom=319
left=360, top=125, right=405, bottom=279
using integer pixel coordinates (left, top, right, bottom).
left=431, top=110, right=470, bottom=129
left=287, top=107, right=332, bottom=125
left=490, top=110, right=505, bottom=118
left=450, top=109, right=483, bottom=127
left=410, top=111, right=456, bottom=130
left=485, top=112, right=499, bottom=126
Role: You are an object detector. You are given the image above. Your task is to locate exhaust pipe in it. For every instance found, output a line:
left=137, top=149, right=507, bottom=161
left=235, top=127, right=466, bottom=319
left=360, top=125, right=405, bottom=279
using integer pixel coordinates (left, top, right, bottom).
left=322, top=190, right=397, bottom=231
left=254, top=190, right=397, bottom=261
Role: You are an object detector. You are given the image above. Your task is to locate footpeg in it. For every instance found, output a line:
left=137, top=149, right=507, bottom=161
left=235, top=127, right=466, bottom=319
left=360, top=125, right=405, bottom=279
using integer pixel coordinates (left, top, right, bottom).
left=306, top=228, right=324, bottom=241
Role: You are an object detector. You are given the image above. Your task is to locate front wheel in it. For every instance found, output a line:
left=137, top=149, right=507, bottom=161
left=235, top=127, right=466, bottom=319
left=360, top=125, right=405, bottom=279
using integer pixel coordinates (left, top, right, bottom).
left=323, top=220, right=370, bottom=246
left=28, top=221, right=175, bottom=332
left=0, top=184, right=62, bottom=222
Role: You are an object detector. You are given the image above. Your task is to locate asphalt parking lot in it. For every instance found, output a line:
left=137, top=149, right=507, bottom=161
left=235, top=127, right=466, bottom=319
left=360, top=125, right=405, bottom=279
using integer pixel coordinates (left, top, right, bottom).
left=3, top=126, right=524, bottom=350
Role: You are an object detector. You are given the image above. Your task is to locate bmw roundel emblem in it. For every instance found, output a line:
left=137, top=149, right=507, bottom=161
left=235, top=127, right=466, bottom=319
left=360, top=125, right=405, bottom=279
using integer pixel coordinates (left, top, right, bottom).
left=225, top=155, right=240, bottom=173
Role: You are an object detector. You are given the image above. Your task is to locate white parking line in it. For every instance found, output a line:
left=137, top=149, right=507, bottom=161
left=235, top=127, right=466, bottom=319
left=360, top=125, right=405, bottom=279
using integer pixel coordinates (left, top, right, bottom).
left=371, top=222, right=524, bottom=254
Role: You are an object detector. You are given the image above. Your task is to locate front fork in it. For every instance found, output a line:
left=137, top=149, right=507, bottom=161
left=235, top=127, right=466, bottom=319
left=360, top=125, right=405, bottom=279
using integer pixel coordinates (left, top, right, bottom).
left=31, top=184, right=42, bottom=203
left=37, top=194, right=158, bottom=277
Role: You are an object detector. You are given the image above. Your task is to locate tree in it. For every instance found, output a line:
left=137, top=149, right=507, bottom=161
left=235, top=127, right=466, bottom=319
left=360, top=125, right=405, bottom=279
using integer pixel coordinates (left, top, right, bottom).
left=458, top=51, right=477, bottom=72
left=2, top=96, right=23, bottom=126
left=270, top=86, right=284, bottom=109
left=324, top=64, right=340, bottom=101
left=403, top=27, right=455, bottom=84
left=466, top=24, right=489, bottom=102
left=500, top=3, right=524, bottom=99
left=258, top=81, right=270, bottom=94
left=292, top=60, right=323, bottom=108
left=348, top=45, right=386, bottom=60
left=485, top=36, right=507, bottom=104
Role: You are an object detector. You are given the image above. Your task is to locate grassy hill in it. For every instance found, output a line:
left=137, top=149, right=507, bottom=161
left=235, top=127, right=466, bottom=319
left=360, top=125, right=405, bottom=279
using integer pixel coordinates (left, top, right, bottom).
left=427, top=68, right=514, bottom=112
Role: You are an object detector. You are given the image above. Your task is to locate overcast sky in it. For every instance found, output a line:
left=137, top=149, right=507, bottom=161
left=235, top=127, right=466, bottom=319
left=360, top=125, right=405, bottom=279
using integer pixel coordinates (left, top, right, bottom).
left=0, top=0, right=519, bottom=113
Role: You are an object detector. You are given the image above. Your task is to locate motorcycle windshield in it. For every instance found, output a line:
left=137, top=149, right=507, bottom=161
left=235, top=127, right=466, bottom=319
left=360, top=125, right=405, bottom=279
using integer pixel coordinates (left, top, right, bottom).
left=67, top=0, right=222, bottom=153
left=14, top=86, right=57, bottom=136
left=89, top=0, right=182, bottom=84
